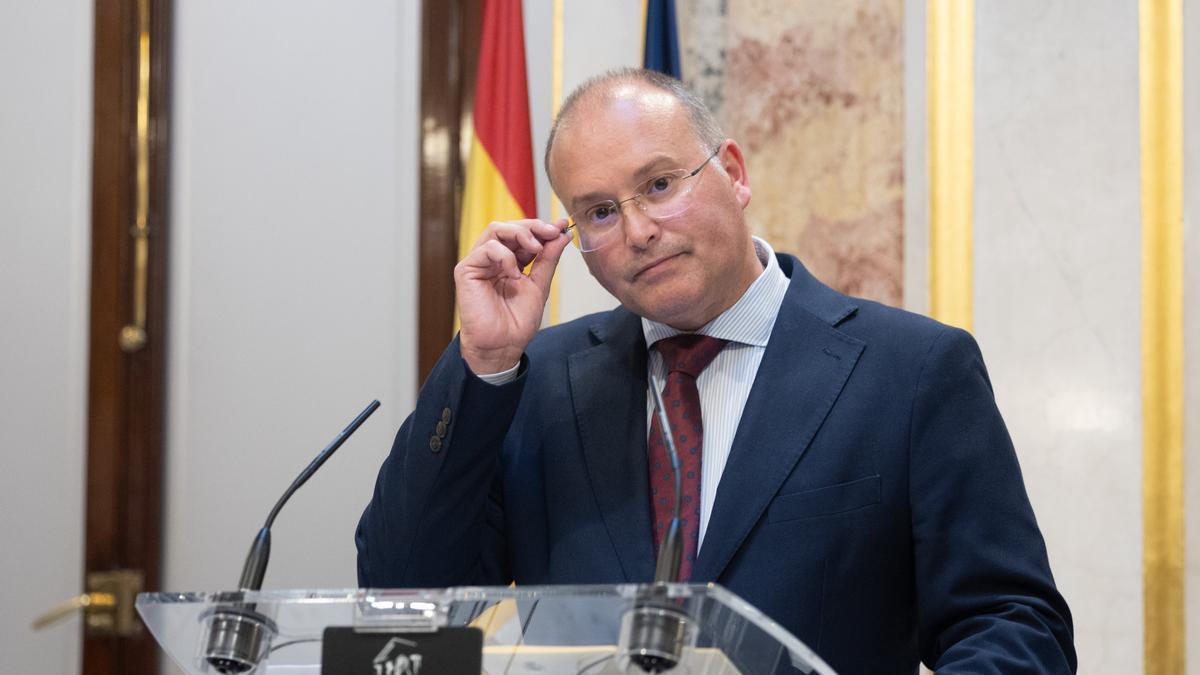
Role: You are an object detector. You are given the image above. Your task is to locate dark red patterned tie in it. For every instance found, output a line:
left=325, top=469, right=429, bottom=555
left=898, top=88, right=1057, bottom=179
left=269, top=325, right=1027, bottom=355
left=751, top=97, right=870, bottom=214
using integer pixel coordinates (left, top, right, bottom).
left=648, top=334, right=728, bottom=581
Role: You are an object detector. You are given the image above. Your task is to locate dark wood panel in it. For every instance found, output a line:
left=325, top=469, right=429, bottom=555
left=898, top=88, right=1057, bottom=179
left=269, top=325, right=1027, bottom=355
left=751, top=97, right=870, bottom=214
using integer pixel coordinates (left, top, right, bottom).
left=418, top=0, right=482, bottom=385
left=85, top=0, right=171, bottom=672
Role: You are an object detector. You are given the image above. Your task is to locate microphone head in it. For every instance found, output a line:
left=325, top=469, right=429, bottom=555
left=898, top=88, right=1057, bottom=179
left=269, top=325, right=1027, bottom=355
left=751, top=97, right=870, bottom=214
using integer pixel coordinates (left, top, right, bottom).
left=202, top=604, right=276, bottom=674
left=237, top=528, right=271, bottom=592
left=653, top=519, right=684, bottom=585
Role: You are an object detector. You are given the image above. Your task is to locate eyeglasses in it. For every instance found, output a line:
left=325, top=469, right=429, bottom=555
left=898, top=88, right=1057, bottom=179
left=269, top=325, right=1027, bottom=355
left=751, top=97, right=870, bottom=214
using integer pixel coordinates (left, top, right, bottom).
left=563, top=146, right=722, bottom=252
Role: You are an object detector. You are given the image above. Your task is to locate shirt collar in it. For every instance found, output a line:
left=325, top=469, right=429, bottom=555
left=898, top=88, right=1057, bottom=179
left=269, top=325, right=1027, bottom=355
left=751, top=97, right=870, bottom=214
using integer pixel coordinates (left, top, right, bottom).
left=642, top=237, right=789, bottom=349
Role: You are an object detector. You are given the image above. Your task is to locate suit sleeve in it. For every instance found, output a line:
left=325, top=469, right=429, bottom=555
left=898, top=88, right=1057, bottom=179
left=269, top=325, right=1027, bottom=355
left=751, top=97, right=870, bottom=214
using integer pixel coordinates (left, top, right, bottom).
left=910, top=327, right=1076, bottom=674
left=356, top=337, right=524, bottom=588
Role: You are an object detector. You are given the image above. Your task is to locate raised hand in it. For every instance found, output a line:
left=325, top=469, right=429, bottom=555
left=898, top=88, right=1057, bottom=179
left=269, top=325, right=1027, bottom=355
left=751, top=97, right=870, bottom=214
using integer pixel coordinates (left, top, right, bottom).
left=454, top=219, right=572, bottom=375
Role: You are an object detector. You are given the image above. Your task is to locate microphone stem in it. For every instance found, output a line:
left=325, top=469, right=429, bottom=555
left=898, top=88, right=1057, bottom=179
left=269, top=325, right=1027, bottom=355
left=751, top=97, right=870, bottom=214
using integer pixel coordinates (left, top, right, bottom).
left=240, top=400, right=381, bottom=590
left=651, top=384, right=684, bottom=583
left=262, top=400, right=381, bottom=530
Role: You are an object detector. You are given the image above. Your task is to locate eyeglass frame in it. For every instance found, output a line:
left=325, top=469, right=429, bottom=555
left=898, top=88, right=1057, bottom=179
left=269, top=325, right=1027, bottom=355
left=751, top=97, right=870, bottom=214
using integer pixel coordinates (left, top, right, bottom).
left=562, top=143, right=724, bottom=252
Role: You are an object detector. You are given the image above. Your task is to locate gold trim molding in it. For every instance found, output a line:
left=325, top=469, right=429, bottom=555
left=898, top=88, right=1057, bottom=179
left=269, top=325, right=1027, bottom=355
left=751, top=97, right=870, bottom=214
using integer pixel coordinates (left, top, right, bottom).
left=1140, top=0, right=1185, bottom=671
left=926, top=0, right=974, bottom=331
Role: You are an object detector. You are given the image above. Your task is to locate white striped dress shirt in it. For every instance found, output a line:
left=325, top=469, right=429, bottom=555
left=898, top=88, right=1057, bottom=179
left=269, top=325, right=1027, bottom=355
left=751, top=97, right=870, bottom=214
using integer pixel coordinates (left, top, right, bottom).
left=642, top=237, right=789, bottom=548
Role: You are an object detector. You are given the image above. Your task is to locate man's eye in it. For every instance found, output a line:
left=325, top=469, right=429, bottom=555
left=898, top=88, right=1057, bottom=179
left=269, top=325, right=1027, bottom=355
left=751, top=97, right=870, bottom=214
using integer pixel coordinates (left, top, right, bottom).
left=647, top=175, right=675, bottom=194
left=587, top=205, right=615, bottom=224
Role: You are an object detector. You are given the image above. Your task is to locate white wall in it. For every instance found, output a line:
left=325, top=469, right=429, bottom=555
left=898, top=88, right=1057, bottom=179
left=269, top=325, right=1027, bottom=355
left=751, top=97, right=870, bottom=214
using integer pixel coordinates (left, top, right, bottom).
left=1185, top=1, right=1200, bottom=671
left=0, top=1, right=93, bottom=672
left=973, top=3, right=1143, bottom=671
left=902, top=0, right=928, bottom=316
left=523, top=0, right=555, bottom=230
left=524, top=0, right=642, bottom=324
left=165, top=0, right=420, bottom=608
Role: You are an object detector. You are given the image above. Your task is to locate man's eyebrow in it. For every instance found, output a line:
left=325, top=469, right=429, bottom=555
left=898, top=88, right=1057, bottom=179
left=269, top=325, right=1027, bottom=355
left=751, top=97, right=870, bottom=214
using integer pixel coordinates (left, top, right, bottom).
left=567, top=154, right=681, bottom=210
left=629, top=154, right=679, bottom=180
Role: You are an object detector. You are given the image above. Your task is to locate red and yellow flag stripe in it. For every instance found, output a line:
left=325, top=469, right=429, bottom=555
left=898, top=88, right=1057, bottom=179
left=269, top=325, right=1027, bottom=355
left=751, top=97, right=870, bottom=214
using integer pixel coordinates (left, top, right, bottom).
left=459, top=0, right=537, bottom=263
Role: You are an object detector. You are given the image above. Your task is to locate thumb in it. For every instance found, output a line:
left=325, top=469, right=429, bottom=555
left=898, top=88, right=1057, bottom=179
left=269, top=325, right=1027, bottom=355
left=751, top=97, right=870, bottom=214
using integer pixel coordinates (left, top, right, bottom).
left=527, top=225, right=571, bottom=295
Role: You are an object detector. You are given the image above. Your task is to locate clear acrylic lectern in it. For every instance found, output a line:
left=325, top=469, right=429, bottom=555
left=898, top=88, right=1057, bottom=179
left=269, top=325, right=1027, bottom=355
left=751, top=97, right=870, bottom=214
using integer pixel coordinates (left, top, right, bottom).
left=137, top=584, right=836, bottom=675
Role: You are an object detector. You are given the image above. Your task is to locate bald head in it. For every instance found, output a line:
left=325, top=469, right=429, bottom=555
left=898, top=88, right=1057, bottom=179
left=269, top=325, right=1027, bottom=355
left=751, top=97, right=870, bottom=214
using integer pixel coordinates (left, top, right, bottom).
left=544, top=68, right=725, bottom=187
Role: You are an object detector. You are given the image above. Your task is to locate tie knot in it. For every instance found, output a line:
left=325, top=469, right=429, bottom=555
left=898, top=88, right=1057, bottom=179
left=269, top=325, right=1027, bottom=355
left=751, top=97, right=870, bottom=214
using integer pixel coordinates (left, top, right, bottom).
left=654, top=334, right=729, bottom=378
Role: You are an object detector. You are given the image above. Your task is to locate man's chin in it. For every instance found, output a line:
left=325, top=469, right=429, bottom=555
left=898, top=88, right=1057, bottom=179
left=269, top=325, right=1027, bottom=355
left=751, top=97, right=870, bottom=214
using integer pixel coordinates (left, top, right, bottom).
left=630, top=294, right=710, bottom=331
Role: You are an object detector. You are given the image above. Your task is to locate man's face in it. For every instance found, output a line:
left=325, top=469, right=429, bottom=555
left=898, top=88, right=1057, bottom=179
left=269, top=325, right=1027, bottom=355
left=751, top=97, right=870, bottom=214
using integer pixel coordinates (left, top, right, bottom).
left=549, top=83, right=758, bottom=330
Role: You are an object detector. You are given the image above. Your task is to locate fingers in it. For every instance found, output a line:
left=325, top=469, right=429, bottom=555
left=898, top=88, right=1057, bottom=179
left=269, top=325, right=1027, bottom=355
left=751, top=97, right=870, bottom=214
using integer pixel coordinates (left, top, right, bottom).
left=473, top=219, right=563, bottom=265
left=460, top=239, right=524, bottom=281
left=461, top=219, right=568, bottom=280
left=528, top=219, right=571, bottom=293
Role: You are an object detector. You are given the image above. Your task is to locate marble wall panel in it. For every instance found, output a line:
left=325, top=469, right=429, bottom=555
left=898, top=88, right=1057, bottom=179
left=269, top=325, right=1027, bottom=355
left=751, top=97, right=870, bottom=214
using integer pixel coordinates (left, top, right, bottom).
left=676, top=0, right=728, bottom=119
left=719, top=0, right=905, bottom=306
left=974, top=2, right=1142, bottom=672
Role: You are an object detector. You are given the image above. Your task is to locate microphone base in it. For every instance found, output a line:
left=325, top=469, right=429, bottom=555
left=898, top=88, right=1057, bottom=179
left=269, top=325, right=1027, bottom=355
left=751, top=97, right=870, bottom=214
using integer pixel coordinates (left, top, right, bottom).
left=618, top=599, right=692, bottom=673
left=202, top=605, right=277, bottom=674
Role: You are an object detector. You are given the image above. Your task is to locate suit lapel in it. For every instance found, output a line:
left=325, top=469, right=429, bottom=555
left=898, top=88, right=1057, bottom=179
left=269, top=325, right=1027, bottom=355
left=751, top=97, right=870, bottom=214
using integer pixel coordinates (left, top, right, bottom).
left=568, top=308, right=656, bottom=582
left=692, top=258, right=865, bottom=582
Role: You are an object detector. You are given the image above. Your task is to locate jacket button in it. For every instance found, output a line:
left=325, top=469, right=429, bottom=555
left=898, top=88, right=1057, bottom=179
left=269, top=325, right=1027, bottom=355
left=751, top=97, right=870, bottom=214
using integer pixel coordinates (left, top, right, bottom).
left=435, top=421, right=448, bottom=438
left=441, top=407, right=452, bottom=424
left=429, top=436, right=442, bottom=452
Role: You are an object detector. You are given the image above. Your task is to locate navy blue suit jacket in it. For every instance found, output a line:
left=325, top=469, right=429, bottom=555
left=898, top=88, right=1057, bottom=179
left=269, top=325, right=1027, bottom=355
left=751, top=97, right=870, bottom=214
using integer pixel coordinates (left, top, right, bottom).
left=357, top=254, right=1075, bottom=673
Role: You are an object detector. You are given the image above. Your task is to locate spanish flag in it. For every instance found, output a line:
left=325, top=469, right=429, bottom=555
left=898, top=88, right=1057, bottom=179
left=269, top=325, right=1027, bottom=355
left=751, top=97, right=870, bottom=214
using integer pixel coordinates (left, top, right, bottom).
left=459, top=0, right=537, bottom=265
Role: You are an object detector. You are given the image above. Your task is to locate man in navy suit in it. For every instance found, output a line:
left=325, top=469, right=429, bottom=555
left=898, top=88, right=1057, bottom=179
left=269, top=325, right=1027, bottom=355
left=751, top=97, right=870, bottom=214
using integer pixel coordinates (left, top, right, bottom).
left=357, top=69, right=1075, bottom=673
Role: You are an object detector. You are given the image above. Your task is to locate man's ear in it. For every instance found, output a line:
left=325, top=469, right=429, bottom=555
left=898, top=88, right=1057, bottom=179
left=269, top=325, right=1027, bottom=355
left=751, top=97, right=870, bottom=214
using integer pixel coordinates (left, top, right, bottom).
left=719, top=140, right=752, bottom=208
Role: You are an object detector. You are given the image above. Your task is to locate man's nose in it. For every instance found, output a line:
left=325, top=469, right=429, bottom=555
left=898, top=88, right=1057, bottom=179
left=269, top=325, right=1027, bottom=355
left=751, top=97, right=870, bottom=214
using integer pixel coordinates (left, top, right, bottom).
left=620, top=198, right=659, bottom=248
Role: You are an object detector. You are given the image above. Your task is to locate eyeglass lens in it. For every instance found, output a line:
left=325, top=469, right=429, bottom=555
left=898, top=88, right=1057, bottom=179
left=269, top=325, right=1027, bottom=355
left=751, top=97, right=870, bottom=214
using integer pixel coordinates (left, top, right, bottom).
left=571, top=154, right=716, bottom=252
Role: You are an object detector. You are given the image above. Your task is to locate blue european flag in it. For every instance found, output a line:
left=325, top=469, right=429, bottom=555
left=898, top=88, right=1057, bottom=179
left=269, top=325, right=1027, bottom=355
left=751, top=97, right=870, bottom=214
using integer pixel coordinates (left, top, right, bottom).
left=643, top=0, right=681, bottom=78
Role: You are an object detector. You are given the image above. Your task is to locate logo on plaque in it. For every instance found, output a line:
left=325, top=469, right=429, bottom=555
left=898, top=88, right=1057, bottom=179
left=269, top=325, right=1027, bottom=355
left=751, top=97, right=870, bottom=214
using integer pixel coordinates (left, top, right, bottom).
left=372, top=637, right=423, bottom=675
left=323, top=626, right=481, bottom=675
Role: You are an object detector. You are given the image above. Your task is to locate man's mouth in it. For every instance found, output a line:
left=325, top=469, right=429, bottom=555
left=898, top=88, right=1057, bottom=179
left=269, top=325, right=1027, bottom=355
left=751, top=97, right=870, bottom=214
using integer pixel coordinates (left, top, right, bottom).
left=632, top=252, right=683, bottom=281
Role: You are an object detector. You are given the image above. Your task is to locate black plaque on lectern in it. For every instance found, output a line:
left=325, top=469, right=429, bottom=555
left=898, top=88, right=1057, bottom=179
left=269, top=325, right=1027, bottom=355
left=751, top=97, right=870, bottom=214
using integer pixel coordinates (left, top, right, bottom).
left=321, top=626, right=482, bottom=675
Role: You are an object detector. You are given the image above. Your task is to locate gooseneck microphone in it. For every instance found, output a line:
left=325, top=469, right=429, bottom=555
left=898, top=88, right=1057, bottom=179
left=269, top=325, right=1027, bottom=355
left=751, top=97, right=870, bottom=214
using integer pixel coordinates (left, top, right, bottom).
left=236, top=399, right=382, bottom=592
left=619, top=386, right=691, bottom=673
left=204, top=400, right=381, bottom=674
